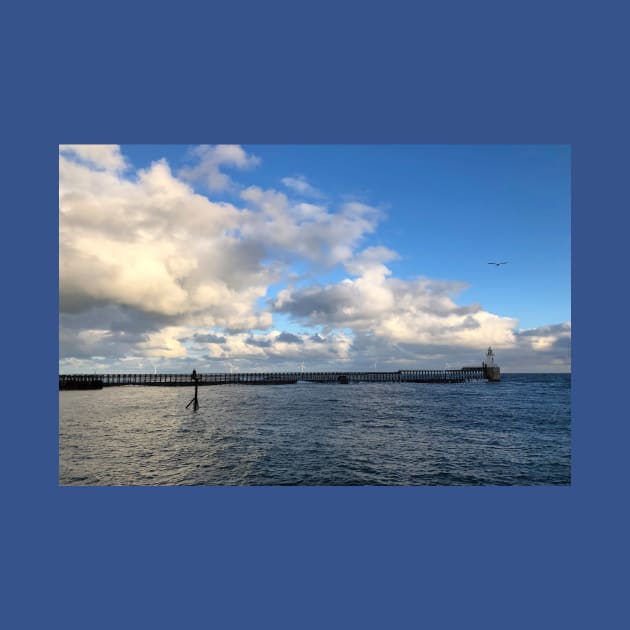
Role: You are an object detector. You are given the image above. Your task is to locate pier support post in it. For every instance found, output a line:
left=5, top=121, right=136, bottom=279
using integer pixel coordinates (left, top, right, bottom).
left=186, top=369, right=200, bottom=410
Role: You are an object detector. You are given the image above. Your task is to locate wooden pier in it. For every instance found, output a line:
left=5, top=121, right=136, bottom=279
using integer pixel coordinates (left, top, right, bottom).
left=59, top=367, right=499, bottom=390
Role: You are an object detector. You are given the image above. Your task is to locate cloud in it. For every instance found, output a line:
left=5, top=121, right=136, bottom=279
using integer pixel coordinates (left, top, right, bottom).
left=191, top=333, right=227, bottom=344
left=271, top=260, right=517, bottom=350
left=178, top=144, right=260, bottom=191
left=59, top=146, right=570, bottom=373
left=59, top=327, right=148, bottom=360
left=60, top=150, right=274, bottom=334
left=239, top=188, right=384, bottom=265
left=59, top=144, right=127, bottom=172
left=60, top=147, right=387, bottom=365
left=246, top=335, right=273, bottom=348
left=136, top=327, right=188, bottom=357
left=344, top=245, right=399, bottom=276
left=59, top=318, right=571, bottom=374
left=514, top=322, right=571, bottom=353
left=199, top=331, right=352, bottom=366
left=281, top=175, right=322, bottom=197
left=276, top=331, right=303, bottom=344
left=343, top=320, right=571, bottom=373
left=59, top=304, right=173, bottom=364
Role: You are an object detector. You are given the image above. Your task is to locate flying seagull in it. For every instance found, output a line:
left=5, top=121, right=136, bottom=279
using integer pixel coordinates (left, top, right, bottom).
left=488, top=261, right=508, bottom=266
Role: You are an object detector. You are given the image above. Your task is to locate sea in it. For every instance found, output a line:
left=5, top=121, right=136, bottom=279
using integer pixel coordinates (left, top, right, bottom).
left=59, top=373, right=571, bottom=486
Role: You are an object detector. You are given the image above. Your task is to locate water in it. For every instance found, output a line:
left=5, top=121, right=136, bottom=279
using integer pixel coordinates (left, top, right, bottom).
left=59, top=374, right=570, bottom=485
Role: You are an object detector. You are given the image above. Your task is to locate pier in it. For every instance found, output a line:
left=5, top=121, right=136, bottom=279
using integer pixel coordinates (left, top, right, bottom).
left=59, top=366, right=499, bottom=389
left=60, top=350, right=501, bottom=390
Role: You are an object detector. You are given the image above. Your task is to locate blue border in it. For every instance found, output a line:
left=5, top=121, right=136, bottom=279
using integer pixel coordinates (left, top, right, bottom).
left=5, top=2, right=628, bottom=628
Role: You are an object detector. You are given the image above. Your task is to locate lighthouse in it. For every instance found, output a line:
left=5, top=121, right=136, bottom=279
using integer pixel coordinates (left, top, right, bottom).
left=483, top=347, right=501, bottom=382
left=485, top=347, right=495, bottom=368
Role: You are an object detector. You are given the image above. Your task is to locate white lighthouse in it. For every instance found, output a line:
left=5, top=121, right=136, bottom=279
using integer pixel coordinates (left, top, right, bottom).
left=483, top=347, right=500, bottom=381
left=485, top=346, right=495, bottom=368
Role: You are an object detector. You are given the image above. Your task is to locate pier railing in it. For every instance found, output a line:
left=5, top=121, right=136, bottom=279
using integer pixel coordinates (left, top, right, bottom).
left=60, top=367, right=492, bottom=389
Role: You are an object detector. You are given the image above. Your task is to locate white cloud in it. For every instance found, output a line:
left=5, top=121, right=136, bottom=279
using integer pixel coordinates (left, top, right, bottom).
left=344, top=245, right=399, bottom=276
left=281, top=175, right=322, bottom=197
left=178, top=144, right=260, bottom=191
left=272, top=263, right=518, bottom=350
left=136, top=326, right=188, bottom=358
left=60, top=150, right=272, bottom=334
left=239, top=187, right=383, bottom=265
left=59, top=144, right=127, bottom=172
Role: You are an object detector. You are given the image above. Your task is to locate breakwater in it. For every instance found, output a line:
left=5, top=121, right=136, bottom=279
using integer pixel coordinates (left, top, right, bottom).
left=59, top=367, right=499, bottom=390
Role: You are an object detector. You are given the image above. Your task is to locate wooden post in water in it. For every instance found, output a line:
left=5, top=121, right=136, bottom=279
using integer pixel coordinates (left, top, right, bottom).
left=186, top=369, right=200, bottom=411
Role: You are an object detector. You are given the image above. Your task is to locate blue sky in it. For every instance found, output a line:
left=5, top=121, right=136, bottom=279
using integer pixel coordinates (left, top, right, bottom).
left=121, top=144, right=570, bottom=328
left=59, top=144, right=571, bottom=372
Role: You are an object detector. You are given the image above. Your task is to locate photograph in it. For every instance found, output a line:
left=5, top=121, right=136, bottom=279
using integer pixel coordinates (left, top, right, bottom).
left=59, top=144, right=571, bottom=485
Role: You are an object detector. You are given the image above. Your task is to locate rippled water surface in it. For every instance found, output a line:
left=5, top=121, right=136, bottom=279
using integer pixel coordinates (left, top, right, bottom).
left=59, top=374, right=570, bottom=485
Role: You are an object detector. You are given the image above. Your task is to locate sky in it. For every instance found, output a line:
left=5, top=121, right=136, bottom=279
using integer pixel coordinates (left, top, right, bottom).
left=59, top=144, right=571, bottom=373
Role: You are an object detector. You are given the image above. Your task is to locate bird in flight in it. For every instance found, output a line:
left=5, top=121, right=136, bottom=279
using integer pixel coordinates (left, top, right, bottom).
left=488, top=261, right=508, bottom=266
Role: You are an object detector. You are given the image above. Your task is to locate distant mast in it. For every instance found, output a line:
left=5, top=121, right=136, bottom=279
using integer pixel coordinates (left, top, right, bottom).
left=483, top=347, right=501, bottom=382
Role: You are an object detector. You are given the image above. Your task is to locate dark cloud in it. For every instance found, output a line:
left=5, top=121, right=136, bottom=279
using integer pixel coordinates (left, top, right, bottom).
left=59, top=328, right=149, bottom=360
left=453, top=304, right=483, bottom=316
left=59, top=291, right=110, bottom=314
left=191, top=333, right=226, bottom=344
left=191, top=239, right=270, bottom=292
left=271, top=284, right=355, bottom=321
left=515, top=323, right=571, bottom=338
left=461, top=316, right=481, bottom=329
left=60, top=304, right=171, bottom=335
left=551, top=335, right=571, bottom=351
left=58, top=304, right=176, bottom=361
left=276, top=332, right=303, bottom=344
left=245, top=336, right=273, bottom=348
